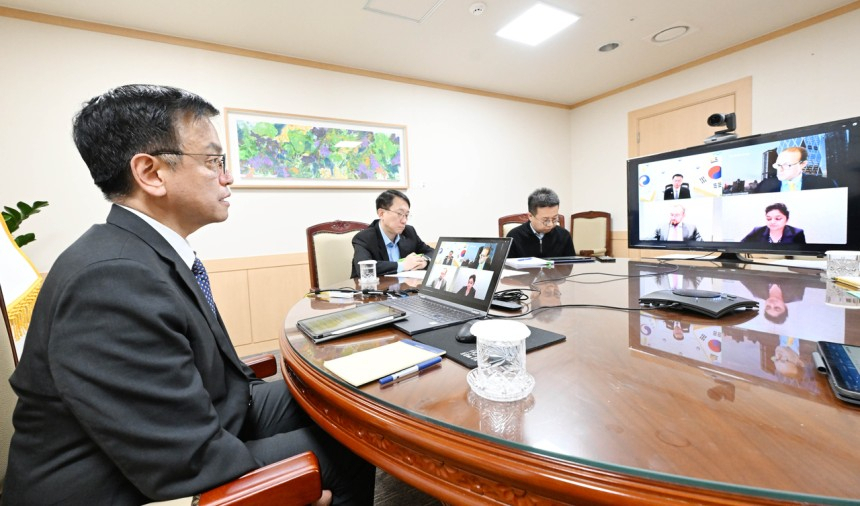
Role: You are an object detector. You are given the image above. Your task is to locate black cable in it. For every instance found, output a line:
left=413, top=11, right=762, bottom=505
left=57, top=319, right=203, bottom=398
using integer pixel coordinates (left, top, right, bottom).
left=492, top=288, right=535, bottom=303
left=306, top=287, right=419, bottom=297
left=487, top=301, right=680, bottom=320
left=530, top=264, right=680, bottom=285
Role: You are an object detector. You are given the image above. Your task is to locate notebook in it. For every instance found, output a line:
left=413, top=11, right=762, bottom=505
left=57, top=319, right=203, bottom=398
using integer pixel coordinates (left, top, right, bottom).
left=323, top=339, right=445, bottom=386
left=380, top=237, right=512, bottom=335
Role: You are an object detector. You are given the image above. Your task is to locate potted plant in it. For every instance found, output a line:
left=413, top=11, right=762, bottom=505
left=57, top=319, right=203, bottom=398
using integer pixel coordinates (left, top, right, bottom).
left=3, top=201, right=49, bottom=247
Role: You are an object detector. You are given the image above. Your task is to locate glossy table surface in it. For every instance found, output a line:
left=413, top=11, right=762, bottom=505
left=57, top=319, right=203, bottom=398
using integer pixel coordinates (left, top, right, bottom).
left=281, top=259, right=860, bottom=505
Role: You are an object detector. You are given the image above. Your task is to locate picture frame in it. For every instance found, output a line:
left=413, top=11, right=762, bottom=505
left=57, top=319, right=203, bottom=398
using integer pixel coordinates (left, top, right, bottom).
left=224, top=108, right=408, bottom=189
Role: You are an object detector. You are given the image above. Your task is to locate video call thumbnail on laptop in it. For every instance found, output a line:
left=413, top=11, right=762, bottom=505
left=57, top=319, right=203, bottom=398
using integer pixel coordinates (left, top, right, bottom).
left=381, top=237, right=512, bottom=335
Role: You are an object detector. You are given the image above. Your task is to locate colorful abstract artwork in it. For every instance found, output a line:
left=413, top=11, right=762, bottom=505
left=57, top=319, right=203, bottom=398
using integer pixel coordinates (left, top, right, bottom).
left=225, top=109, right=408, bottom=189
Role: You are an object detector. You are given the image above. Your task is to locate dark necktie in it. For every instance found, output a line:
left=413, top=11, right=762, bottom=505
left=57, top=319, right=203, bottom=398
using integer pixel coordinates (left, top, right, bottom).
left=192, top=257, right=218, bottom=315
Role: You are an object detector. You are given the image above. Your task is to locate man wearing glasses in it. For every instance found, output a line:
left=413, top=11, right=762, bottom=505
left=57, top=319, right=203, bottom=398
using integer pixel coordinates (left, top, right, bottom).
left=506, top=187, right=575, bottom=258
left=351, top=189, right=434, bottom=278
left=5, top=84, right=374, bottom=505
left=754, top=146, right=837, bottom=193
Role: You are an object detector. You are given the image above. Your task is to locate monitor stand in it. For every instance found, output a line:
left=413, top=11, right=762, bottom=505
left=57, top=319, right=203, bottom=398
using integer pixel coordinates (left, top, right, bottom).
left=653, top=252, right=751, bottom=265
left=709, top=252, right=750, bottom=264
left=653, top=252, right=825, bottom=270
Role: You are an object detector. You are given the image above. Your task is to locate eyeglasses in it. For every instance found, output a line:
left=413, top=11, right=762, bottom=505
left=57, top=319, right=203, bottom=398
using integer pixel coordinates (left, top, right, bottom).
left=533, top=215, right=561, bottom=226
left=384, top=209, right=411, bottom=221
left=149, top=151, right=227, bottom=176
left=772, top=161, right=802, bottom=170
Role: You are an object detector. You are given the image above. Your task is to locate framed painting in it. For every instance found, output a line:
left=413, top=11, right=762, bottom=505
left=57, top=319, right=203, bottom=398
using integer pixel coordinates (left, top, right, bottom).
left=224, top=108, right=408, bottom=189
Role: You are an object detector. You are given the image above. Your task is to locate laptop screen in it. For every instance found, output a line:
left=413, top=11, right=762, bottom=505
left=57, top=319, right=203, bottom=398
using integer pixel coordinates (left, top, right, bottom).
left=420, top=237, right=512, bottom=313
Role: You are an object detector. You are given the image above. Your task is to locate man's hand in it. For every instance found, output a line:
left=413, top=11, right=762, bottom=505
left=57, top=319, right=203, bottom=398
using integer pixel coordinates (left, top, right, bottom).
left=401, top=253, right=428, bottom=271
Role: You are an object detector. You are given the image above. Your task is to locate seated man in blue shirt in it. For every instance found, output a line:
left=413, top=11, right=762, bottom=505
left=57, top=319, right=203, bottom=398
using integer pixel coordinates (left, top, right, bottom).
left=351, top=189, right=434, bottom=278
left=506, top=187, right=575, bottom=258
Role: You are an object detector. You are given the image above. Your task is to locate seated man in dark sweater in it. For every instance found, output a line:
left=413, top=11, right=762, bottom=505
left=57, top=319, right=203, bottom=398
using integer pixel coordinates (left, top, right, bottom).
left=351, top=189, right=434, bottom=278
left=506, top=187, right=575, bottom=258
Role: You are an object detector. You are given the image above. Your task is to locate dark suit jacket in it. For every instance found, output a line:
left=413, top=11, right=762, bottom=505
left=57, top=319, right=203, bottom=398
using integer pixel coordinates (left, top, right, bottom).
left=664, top=186, right=691, bottom=199
left=5, top=206, right=262, bottom=504
left=456, top=286, right=478, bottom=297
left=740, top=224, right=806, bottom=244
left=351, top=219, right=433, bottom=278
left=754, top=174, right=836, bottom=193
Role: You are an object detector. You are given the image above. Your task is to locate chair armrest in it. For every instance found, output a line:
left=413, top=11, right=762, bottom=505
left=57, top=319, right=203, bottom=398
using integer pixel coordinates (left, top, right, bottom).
left=242, top=353, right=277, bottom=379
left=198, top=451, right=321, bottom=506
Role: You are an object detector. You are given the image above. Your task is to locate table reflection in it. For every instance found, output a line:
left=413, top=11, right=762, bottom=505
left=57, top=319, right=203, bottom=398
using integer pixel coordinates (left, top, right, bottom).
left=467, top=391, right=534, bottom=442
left=629, top=261, right=826, bottom=402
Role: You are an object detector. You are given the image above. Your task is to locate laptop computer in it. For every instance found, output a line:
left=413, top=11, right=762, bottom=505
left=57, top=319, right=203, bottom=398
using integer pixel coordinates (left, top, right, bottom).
left=381, top=236, right=512, bottom=335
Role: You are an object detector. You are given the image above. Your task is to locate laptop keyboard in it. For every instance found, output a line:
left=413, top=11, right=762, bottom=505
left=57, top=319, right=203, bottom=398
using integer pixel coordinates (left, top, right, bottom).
left=386, top=296, right=475, bottom=323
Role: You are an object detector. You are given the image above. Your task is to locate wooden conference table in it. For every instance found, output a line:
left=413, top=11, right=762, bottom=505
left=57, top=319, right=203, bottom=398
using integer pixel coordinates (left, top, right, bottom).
left=280, top=258, right=860, bottom=505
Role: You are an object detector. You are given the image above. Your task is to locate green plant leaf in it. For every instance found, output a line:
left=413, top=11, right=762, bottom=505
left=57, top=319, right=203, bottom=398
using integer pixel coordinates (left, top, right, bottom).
left=2, top=200, right=49, bottom=245
left=15, top=233, right=35, bottom=248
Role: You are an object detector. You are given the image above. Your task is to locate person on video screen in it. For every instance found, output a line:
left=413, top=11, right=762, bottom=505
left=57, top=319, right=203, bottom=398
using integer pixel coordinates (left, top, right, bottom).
left=654, top=204, right=702, bottom=241
left=754, top=146, right=836, bottom=193
left=663, top=174, right=691, bottom=200
left=432, top=267, right=449, bottom=290
left=740, top=203, right=806, bottom=244
left=473, top=246, right=493, bottom=270
left=456, top=274, right=479, bottom=297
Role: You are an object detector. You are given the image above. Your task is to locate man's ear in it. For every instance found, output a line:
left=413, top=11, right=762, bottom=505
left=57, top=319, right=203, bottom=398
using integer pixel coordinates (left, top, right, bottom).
left=129, top=153, right=167, bottom=197
left=376, top=208, right=386, bottom=219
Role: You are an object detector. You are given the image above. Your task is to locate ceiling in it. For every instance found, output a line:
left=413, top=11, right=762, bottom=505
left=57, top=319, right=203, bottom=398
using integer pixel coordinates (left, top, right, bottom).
left=2, top=0, right=858, bottom=107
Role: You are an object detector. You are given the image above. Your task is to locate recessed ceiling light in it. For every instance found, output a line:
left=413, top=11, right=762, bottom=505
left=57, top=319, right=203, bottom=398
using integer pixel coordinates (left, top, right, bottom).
left=651, top=25, right=690, bottom=44
left=598, top=42, right=620, bottom=52
left=496, top=2, right=579, bottom=46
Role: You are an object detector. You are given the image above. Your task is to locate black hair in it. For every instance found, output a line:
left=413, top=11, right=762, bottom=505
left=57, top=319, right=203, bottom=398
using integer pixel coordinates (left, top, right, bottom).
left=765, top=202, right=789, bottom=219
left=376, top=189, right=410, bottom=211
left=672, top=173, right=684, bottom=179
left=764, top=303, right=789, bottom=324
left=527, top=187, right=560, bottom=215
left=72, top=84, right=218, bottom=200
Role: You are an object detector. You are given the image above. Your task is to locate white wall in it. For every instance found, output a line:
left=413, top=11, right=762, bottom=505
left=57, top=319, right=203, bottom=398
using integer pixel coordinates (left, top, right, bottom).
left=0, top=17, right=571, bottom=271
left=6, top=9, right=859, bottom=271
left=569, top=9, right=860, bottom=228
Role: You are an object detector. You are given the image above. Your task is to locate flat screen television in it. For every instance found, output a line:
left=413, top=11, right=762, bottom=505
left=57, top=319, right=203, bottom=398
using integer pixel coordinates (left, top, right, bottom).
left=627, top=115, right=860, bottom=260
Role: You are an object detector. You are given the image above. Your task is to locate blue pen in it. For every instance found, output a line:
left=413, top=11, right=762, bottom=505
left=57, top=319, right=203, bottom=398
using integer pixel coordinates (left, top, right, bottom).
left=379, top=356, right=442, bottom=385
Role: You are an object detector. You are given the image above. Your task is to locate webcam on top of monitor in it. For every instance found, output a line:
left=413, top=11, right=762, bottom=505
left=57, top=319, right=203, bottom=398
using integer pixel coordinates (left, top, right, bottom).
left=704, top=112, right=738, bottom=144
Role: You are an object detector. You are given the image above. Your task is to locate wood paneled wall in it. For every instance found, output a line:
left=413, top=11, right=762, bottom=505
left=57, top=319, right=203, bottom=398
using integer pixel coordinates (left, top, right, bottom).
left=205, top=253, right=311, bottom=357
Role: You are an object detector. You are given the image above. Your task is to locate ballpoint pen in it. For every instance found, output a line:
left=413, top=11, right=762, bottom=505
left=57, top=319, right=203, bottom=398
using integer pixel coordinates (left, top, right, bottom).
left=379, top=356, right=442, bottom=385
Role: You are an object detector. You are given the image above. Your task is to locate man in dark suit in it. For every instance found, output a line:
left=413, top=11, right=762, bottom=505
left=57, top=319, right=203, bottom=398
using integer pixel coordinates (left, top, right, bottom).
left=754, top=146, right=837, bottom=193
left=506, top=187, right=575, bottom=258
left=351, top=189, right=434, bottom=278
left=5, top=85, right=373, bottom=505
left=654, top=204, right=702, bottom=242
left=663, top=174, right=691, bottom=200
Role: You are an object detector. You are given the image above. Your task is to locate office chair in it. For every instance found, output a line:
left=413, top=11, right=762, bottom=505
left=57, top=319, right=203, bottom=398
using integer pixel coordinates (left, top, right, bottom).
left=498, top=213, right=565, bottom=237
left=306, top=220, right=368, bottom=289
left=0, top=221, right=322, bottom=505
left=570, top=211, right=611, bottom=257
